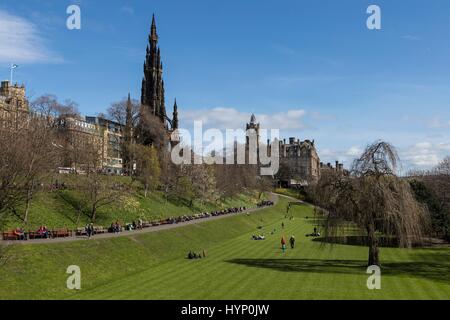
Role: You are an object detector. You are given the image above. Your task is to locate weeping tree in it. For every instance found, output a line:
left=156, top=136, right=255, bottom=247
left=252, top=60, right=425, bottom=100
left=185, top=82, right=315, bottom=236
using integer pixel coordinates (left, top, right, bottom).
left=315, top=141, right=429, bottom=266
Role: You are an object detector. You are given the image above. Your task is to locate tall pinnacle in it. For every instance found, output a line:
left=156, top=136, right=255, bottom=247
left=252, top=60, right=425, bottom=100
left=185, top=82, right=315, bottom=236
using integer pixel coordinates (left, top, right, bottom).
left=172, top=98, right=179, bottom=130
left=150, top=14, right=158, bottom=41
left=140, top=14, right=168, bottom=141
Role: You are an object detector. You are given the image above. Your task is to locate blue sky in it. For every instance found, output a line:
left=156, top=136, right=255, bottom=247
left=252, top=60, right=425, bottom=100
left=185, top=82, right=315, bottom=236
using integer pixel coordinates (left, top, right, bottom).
left=0, top=0, right=449, bottom=171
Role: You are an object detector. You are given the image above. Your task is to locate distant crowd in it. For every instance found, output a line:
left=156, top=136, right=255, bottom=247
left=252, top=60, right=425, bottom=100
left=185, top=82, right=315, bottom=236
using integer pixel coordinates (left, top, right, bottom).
left=2, top=200, right=274, bottom=241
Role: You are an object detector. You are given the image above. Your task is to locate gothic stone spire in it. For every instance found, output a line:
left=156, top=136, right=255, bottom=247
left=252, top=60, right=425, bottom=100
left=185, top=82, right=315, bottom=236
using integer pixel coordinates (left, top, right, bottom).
left=141, top=14, right=167, bottom=125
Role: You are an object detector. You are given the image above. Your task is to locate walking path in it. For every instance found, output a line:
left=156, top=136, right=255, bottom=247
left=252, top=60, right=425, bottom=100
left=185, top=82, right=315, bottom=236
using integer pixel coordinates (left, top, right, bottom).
left=1, top=193, right=279, bottom=246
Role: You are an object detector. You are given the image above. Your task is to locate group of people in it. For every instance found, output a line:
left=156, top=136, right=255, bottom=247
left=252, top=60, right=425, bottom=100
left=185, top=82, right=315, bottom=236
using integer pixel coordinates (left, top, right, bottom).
left=164, top=206, right=249, bottom=225
left=36, top=226, right=50, bottom=238
left=187, top=250, right=207, bottom=260
left=124, top=219, right=144, bottom=231
left=306, top=227, right=321, bottom=237
left=280, top=235, right=296, bottom=253
left=257, top=200, right=274, bottom=208
left=8, top=225, right=51, bottom=241
left=5, top=203, right=273, bottom=242
left=109, top=221, right=122, bottom=234
left=252, top=234, right=266, bottom=240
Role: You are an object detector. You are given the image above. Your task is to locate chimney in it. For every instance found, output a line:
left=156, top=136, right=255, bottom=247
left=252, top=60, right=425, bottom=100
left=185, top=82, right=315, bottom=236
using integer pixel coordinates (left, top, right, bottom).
left=289, top=137, right=295, bottom=144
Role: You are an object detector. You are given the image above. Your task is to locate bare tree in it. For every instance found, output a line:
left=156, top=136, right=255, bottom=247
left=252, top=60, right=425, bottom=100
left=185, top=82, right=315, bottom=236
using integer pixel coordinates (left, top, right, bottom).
left=106, top=97, right=140, bottom=126
left=76, top=143, right=126, bottom=223
left=17, top=119, right=61, bottom=224
left=106, top=96, right=141, bottom=175
left=135, top=106, right=168, bottom=149
left=0, top=116, right=61, bottom=226
left=30, top=94, right=80, bottom=125
left=314, top=141, right=429, bottom=266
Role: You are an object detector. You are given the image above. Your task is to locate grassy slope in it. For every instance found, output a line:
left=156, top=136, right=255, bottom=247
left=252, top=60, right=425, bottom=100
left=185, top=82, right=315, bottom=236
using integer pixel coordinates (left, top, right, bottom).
left=1, top=197, right=449, bottom=300
left=2, top=187, right=262, bottom=230
left=274, top=188, right=303, bottom=199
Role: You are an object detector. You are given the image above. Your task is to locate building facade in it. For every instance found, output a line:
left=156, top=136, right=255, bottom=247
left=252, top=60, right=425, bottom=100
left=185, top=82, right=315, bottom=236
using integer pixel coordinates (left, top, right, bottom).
left=244, top=114, right=323, bottom=186
left=0, top=80, right=29, bottom=128
left=278, top=137, right=321, bottom=186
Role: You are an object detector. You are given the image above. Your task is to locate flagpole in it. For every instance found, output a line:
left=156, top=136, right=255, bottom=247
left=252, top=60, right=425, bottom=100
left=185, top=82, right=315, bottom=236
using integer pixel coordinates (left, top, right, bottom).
left=10, top=63, right=13, bottom=84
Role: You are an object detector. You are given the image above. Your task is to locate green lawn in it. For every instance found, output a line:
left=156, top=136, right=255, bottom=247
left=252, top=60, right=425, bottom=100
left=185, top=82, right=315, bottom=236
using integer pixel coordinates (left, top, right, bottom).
left=274, top=188, right=305, bottom=200
left=2, top=187, right=263, bottom=230
left=1, top=196, right=449, bottom=300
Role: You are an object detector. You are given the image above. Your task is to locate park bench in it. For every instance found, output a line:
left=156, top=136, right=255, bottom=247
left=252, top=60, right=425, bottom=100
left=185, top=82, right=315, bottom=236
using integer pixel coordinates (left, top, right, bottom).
left=28, top=231, right=49, bottom=239
left=141, top=221, right=151, bottom=228
left=52, top=228, right=72, bottom=238
left=2, top=230, right=22, bottom=241
left=75, top=228, right=86, bottom=236
left=94, top=226, right=107, bottom=234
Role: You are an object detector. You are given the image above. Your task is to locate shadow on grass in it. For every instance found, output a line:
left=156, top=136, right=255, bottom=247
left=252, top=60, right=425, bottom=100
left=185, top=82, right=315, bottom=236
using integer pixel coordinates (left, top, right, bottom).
left=226, top=258, right=450, bottom=284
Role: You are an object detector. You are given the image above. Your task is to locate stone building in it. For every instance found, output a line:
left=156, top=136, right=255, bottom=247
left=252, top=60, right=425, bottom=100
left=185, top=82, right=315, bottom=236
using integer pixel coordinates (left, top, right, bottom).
left=0, top=80, right=29, bottom=128
left=319, top=160, right=345, bottom=175
left=244, top=114, right=321, bottom=186
left=57, top=115, right=127, bottom=175
left=277, top=137, right=321, bottom=187
left=85, top=116, right=125, bottom=175
left=57, top=115, right=104, bottom=172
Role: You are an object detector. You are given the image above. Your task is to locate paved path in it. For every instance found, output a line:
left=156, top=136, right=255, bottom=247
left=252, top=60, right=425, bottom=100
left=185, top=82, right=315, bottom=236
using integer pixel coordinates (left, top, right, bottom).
left=1, top=193, right=279, bottom=246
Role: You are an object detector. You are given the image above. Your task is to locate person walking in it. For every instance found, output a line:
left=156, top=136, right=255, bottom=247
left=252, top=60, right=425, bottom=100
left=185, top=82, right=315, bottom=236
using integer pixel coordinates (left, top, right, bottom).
left=281, top=236, right=286, bottom=253
left=289, top=235, right=296, bottom=249
left=86, top=223, right=94, bottom=239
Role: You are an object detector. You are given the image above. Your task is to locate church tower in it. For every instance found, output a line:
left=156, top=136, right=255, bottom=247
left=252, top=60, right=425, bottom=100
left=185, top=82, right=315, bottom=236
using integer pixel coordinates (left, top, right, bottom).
left=245, top=114, right=260, bottom=165
left=141, top=14, right=167, bottom=126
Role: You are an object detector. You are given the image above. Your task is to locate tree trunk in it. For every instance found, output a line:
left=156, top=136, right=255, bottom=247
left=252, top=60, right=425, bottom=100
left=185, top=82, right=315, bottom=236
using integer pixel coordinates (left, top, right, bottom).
left=367, top=224, right=380, bottom=266
left=91, top=206, right=97, bottom=223
left=23, top=186, right=33, bottom=225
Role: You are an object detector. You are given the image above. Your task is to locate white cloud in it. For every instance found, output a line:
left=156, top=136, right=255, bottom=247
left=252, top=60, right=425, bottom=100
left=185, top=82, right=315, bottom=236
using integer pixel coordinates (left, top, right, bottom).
left=0, top=10, right=62, bottom=64
left=346, top=146, right=362, bottom=157
left=400, top=142, right=447, bottom=168
left=180, top=107, right=307, bottom=130
left=318, top=142, right=450, bottom=172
